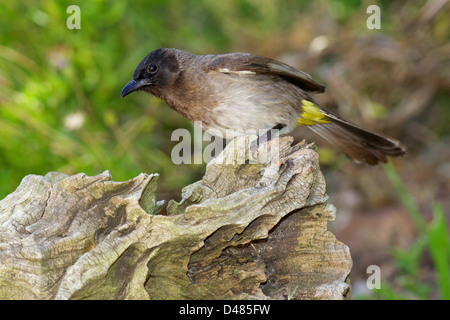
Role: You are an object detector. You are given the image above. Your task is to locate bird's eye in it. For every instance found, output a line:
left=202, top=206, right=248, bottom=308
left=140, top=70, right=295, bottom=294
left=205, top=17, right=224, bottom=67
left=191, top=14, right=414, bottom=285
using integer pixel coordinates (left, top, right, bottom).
left=147, top=64, right=158, bottom=74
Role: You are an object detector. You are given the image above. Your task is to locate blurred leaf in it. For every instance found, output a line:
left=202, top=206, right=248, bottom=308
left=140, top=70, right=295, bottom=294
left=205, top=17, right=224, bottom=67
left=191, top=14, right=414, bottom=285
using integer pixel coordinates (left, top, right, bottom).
left=426, top=203, right=450, bottom=300
left=389, top=235, right=426, bottom=276
left=384, top=161, right=427, bottom=233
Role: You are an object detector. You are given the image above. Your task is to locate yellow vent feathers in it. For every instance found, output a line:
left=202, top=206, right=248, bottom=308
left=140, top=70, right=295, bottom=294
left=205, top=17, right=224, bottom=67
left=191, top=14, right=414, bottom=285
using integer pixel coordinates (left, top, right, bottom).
left=297, top=100, right=330, bottom=126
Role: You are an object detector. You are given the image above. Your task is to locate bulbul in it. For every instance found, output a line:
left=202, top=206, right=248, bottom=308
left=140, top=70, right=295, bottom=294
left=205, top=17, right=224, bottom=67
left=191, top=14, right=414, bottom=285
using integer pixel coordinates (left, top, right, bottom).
left=121, top=48, right=405, bottom=165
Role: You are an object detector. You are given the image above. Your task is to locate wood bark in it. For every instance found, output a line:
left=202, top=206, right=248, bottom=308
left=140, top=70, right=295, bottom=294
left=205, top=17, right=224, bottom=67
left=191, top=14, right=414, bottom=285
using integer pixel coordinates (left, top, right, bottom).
left=0, top=135, right=352, bottom=300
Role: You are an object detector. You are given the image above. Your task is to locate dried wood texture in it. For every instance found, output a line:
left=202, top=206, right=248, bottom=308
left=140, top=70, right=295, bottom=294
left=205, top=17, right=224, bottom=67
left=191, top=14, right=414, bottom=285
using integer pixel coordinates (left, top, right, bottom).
left=0, top=135, right=352, bottom=300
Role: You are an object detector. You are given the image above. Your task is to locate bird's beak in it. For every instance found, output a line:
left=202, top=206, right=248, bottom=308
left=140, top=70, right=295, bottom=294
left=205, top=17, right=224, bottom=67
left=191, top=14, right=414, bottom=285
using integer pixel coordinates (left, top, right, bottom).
left=120, top=79, right=150, bottom=98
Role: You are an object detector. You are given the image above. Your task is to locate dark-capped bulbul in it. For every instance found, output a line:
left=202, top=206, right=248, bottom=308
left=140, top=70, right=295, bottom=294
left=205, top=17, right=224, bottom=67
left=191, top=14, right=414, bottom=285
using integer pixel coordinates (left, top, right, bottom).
left=121, top=48, right=405, bottom=165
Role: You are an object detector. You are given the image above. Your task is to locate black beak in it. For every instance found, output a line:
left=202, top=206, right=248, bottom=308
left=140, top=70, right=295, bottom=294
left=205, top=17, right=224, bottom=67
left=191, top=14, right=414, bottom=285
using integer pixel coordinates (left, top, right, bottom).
left=120, top=79, right=149, bottom=98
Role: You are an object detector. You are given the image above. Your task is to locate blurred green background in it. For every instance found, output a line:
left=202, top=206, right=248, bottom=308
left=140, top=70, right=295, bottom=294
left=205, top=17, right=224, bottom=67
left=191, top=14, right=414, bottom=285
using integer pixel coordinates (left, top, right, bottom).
left=0, top=0, right=449, bottom=299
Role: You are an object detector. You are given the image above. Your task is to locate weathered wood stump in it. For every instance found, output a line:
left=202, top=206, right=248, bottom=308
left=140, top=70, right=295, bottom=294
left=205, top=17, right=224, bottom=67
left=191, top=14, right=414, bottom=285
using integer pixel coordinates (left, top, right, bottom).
left=0, top=135, right=352, bottom=300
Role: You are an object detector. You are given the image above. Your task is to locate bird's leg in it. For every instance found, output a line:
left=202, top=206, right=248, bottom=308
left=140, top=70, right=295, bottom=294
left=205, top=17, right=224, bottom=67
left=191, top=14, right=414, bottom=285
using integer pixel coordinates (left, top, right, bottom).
left=250, top=123, right=285, bottom=154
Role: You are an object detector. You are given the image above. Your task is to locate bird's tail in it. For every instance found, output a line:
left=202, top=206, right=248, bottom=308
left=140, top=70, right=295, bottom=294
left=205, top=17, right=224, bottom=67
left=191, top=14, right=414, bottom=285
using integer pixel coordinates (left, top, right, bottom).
left=298, top=100, right=406, bottom=165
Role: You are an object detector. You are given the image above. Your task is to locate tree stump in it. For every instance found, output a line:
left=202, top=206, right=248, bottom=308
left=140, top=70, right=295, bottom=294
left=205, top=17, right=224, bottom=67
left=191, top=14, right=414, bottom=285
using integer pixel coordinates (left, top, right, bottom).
left=0, top=135, right=352, bottom=300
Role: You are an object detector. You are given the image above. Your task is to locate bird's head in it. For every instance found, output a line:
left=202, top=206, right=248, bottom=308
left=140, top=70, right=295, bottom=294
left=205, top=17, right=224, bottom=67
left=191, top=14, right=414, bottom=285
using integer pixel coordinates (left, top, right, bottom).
left=121, top=48, right=181, bottom=98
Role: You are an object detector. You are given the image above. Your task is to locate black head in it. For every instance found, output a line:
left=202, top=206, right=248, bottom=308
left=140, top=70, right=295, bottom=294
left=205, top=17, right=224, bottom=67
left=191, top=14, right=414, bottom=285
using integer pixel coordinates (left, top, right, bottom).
left=121, top=48, right=181, bottom=98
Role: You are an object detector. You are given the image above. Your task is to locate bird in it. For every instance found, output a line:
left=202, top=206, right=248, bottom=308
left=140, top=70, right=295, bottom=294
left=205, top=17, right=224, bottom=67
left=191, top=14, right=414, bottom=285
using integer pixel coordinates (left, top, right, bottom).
left=121, top=48, right=405, bottom=165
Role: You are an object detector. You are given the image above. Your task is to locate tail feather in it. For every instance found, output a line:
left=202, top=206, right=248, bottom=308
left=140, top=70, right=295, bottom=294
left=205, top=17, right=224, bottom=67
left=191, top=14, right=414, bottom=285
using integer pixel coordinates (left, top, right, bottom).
left=308, top=111, right=406, bottom=165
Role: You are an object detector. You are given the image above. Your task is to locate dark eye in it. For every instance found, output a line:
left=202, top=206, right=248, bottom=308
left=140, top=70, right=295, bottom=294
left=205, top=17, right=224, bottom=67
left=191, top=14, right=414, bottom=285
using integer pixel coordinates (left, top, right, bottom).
left=147, top=64, right=158, bottom=74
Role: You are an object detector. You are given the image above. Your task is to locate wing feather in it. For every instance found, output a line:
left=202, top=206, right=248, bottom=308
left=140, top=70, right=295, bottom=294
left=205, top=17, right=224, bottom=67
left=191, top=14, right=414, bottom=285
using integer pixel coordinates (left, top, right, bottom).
left=208, top=53, right=326, bottom=93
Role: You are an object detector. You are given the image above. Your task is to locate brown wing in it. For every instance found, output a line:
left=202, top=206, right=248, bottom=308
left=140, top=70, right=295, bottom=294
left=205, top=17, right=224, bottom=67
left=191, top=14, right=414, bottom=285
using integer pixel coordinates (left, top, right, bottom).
left=208, top=53, right=326, bottom=94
